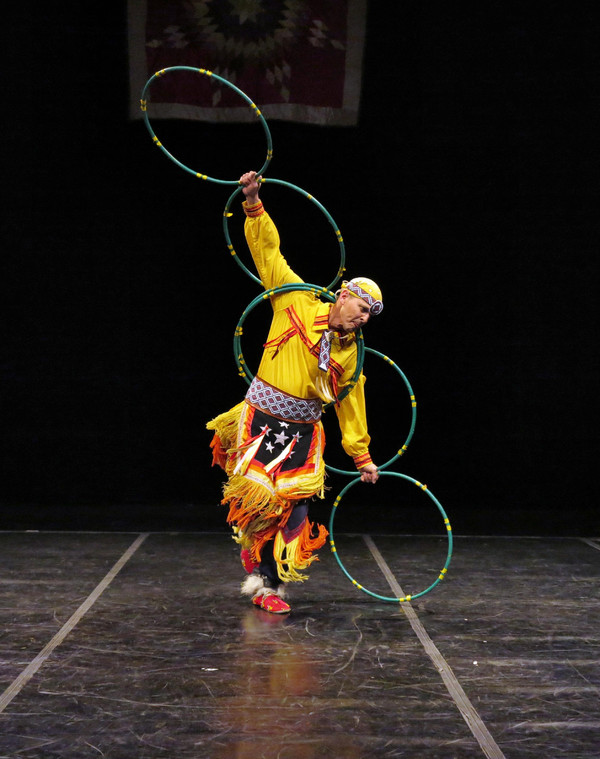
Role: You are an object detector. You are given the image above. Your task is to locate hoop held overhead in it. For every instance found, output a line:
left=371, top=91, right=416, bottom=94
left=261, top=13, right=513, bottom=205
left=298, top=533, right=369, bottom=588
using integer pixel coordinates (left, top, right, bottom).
left=140, top=66, right=273, bottom=184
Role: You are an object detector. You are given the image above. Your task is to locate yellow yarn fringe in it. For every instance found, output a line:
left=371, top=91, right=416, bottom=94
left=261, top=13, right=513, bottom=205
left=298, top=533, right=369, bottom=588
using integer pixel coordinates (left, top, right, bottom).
left=207, top=402, right=245, bottom=468
left=273, top=520, right=329, bottom=582
left=224, top=476, right=286, bottom=532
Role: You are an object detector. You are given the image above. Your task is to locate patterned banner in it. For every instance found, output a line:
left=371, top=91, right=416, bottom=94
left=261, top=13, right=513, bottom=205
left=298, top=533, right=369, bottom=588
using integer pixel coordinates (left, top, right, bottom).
left=128, top=0, right=366, bottom=125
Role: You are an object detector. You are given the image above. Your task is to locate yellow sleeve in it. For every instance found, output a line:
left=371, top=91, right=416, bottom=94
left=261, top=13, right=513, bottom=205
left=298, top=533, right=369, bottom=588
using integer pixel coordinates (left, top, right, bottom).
left=243, top=201, right=302, bottom=290
left=335, top=373, right=373, bottom=470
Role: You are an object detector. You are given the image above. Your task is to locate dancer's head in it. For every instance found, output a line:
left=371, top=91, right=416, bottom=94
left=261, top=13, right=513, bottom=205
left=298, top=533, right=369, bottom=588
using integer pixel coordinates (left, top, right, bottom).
left=329, top=277, right=383, bottom=333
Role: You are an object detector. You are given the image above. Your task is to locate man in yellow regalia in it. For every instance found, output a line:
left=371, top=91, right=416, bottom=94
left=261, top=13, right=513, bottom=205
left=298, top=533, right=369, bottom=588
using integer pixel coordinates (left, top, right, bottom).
left=208, top=171, right=382, bottom=614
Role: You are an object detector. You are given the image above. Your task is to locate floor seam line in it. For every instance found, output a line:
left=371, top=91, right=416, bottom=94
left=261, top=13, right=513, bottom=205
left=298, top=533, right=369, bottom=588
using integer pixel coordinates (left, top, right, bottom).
left=363, top=534, right=507, bottom=759
left=0, top=532, right=149, bottom=713
left=579, top=538, right=600, bottom=552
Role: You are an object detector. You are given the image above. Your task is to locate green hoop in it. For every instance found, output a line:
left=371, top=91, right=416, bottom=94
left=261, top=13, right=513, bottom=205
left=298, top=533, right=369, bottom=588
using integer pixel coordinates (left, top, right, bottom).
left=328, top=471, right=453, bottom=603
left=223, top=180, right=346, bottom=292
left=140, top=66, right=273, bottom=184
left=233, top=282, right=364, bottom=405
left=325, top=346, right=417, bottom=476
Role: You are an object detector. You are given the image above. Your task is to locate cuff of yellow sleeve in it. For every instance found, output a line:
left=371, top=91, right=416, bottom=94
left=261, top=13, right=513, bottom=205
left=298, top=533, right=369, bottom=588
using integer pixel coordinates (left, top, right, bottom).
left=242, top=200, right=264, bottom=218
left=353, top=452, right=373, bottom=470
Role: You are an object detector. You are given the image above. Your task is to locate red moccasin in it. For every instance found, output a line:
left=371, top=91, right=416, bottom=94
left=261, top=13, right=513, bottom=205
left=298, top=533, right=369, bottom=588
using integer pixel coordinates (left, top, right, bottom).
left=240, top=548, right=259, bottom=574
left=253, top=592, right=291, bottom=614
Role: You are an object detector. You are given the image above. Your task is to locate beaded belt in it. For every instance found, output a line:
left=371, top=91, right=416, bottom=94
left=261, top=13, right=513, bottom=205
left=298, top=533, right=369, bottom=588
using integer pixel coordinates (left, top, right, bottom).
left=246, top=377, right=322, bottom=423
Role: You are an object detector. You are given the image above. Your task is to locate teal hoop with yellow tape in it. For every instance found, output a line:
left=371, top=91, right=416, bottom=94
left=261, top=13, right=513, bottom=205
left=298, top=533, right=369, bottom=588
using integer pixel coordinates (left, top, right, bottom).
left=328, top=472, right=453, bottom=603
left=140, top=66, right=273, bottom=184
left=222, top=182, right=346, bottom=293
left=325, top=346, right=418, bottom=477
left=232, top=281, right=364, bottom=406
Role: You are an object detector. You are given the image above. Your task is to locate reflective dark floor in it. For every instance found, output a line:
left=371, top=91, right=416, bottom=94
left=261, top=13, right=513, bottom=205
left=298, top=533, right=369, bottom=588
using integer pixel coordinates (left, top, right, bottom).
left=1, top=531, right=599, bottom=758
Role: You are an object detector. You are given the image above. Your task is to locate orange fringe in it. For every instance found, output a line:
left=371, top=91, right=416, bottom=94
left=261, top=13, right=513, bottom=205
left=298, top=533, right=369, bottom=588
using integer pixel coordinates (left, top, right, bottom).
left=224, top=478, right=287, bottom=533
left=273, top=519, right=329, bottom=582
left=209, top=434, right=227, bottom=470
left=207, top=402, right=245, bottom=474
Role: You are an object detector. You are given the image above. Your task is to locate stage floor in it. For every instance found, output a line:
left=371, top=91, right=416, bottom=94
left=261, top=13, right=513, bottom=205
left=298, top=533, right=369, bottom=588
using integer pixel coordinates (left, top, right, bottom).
left=1, top=531, right=599, bottom=758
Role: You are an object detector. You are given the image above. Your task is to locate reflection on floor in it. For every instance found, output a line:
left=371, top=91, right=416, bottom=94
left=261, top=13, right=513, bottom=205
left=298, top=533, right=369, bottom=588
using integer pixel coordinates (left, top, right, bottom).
left=0, top=531, right=599, bottom=758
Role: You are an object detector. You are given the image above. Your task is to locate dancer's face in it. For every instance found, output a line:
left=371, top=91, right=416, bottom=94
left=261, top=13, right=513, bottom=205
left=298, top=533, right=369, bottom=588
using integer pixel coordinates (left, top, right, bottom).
left=329, top=290, right=371, bottom=333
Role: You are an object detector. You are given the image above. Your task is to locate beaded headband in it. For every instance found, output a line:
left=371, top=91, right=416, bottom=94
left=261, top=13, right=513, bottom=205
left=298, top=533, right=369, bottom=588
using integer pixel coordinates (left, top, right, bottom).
left=342, top=279, right=384, bottom=315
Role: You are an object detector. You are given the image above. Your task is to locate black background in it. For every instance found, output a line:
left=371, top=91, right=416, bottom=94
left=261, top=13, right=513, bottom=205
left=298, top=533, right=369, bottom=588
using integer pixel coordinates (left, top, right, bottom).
left=3, top=4, right=598, bottom=535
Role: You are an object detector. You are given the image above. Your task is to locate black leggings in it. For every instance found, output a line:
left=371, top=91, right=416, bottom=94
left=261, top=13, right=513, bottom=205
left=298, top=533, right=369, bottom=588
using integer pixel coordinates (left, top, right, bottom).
left=259, top=499, right=309, bottom=587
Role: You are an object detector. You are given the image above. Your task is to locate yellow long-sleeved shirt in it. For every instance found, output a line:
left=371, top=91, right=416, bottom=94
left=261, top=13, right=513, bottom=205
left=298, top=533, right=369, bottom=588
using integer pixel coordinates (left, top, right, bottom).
left=243, top=200, right=372, bottom=468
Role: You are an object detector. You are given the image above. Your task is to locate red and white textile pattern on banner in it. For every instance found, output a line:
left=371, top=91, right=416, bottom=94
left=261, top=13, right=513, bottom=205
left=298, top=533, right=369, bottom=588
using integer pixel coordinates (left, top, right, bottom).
left=128, top=0, right=366, bottom=125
